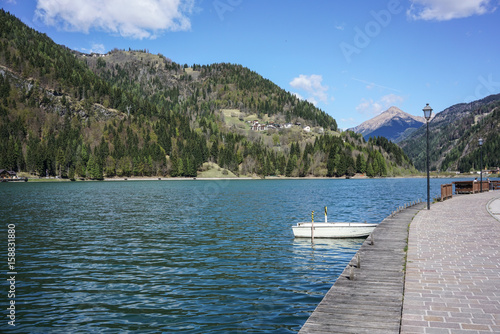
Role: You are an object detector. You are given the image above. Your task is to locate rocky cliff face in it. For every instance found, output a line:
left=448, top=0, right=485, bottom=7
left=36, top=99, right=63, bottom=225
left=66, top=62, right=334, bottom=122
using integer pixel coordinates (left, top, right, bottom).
left=350, top=106, right=425, bottom=142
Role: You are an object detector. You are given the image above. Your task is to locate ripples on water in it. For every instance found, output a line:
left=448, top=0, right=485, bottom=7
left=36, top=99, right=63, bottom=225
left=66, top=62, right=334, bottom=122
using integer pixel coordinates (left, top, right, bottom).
left=0, top=178, right=466, bottom=333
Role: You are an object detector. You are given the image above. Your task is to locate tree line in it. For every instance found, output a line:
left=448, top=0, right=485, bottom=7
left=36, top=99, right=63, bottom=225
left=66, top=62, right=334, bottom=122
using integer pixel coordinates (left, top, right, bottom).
left=0, top=9, right=416, bottom=179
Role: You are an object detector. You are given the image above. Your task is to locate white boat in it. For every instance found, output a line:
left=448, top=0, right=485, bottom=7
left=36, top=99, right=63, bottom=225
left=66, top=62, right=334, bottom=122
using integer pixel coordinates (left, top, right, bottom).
left=292, top=221, right=377, bottom=238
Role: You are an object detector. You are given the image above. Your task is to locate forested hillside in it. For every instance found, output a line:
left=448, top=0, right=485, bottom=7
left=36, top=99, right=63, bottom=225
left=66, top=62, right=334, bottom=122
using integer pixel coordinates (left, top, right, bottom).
left=399, top=94, right=500, bottom=172
left=82, top=49, right=337, bottom=130
left=0, top=10, right=416, bottom=179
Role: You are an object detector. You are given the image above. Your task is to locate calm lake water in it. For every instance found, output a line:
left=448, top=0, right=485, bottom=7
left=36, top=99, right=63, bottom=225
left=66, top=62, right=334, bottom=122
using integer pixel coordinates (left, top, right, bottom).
left=0, top=178, right=487, bottom=333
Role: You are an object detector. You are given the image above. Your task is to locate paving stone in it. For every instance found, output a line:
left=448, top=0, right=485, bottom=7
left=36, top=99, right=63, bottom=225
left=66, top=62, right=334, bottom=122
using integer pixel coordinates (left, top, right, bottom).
left=401, top=191, right=500, bottom=334
left=298, top=191, right=500, bottom=334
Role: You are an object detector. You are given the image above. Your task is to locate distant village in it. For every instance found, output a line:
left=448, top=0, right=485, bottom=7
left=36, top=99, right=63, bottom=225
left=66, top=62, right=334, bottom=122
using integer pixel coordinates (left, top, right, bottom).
left=247, top=120, right=321, bottom=133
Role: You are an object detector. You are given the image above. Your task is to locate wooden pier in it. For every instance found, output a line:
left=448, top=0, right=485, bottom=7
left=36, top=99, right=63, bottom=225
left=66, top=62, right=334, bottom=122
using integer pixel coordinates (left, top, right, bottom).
left=453, top=180, right=489, bottom=194
left=299, top=202, right=425, bottom=334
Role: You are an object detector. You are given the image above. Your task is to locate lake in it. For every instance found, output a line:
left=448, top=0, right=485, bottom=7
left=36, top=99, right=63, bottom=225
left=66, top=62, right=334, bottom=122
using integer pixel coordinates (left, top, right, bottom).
left=0, top=177, right=484, bottom=333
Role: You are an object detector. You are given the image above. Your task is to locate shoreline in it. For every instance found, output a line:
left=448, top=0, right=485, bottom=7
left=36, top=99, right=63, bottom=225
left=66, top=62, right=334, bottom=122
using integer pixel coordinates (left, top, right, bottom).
left=19, top=173, right=496, bottom=182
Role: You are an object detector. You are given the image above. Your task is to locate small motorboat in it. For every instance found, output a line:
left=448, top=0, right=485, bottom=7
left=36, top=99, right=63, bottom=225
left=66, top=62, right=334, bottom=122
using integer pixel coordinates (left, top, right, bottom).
left=292, top=206, right=377, bottom=238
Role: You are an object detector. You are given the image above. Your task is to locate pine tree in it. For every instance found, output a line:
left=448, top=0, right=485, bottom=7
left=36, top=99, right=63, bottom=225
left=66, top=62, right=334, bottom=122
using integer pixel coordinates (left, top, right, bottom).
left=372, top=158, right=379, bottom=176
left=356, top=154, right=367, bottom=174
left=177, top=157, right=184, bottom=176
left=56, top=147, right=65, bottom=177
left=327, top=147, right=336, bottom=177
left=170, top=151, right=179, bottom=177
left=88, top=154, right=103, bottom=180
left=285, top=155, right=297, bottom=177
left=105, top=156, right=116, bottom=177
left=366, top=163, right=374, bottom=177
left=335, top=154, right=345, bottom=177
left=87, top=154, right=96, bottom=179
left=376, top=152, right=387, bottom=176
left=327, top=156, right=335, bottom=177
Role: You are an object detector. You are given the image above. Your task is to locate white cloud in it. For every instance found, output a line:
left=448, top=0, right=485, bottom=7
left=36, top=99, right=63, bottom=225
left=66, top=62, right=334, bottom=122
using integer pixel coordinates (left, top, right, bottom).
left=292, top=92, right=320, bottom=106
left=356, top=94, right=405, bottom=115
left=81, top=43, right=106, bottom=54
left=407, top=0, right=495, bottom=21
left=380, top=93, right=404, bottom=106
left=292, top=92, right=304, bottom=100
left=35, top=0, right=195, bottom=39
left=289, top=74, right=329, bottom=104
left=92, top=43, right=106, bottom=54
left=306, top=97, right=318, bottom=106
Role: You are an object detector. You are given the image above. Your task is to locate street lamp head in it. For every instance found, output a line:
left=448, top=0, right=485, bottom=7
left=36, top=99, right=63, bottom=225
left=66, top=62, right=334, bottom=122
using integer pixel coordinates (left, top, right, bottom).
left=423, top=103, right=433, bottom=121
left=479, top=138, right=483, bottom=146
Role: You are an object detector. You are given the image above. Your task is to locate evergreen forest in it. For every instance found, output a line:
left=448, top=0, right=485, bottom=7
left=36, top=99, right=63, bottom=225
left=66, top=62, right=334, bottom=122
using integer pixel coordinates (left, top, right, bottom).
left=0, top=10, right=417, bottom=179
left=400, top=96, right=500, bottom=173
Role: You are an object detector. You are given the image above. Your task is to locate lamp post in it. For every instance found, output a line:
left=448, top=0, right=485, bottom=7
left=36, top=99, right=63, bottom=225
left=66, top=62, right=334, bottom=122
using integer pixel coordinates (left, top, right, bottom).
left=423, top=103, right=433, bottom=210
left=479, top=138, right=483, bottom=192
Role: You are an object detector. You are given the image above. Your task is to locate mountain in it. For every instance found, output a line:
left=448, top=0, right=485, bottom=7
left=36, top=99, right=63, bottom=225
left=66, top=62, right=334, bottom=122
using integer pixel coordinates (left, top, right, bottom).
left=350, top=106, right=425, bottom=143
left=0, top=9, right=416, bottom=179
left=399, top=94, right=500, bottom=172
left=78, top=49, right=339, bottom=130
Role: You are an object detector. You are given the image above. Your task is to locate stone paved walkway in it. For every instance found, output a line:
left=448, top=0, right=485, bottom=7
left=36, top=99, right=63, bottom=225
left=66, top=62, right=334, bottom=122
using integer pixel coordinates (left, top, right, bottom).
left=401, top=191, right=500, bottom=333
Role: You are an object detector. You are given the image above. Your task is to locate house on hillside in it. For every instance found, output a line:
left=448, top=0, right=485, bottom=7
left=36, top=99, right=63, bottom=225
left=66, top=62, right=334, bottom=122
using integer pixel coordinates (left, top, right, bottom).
left=0, top=169, right=17, bottom=179
left=251, top=121, right=267, bottom=131
left=303, top=126, right=311, bottom=133
left=485, top=167, right=500, bottom=175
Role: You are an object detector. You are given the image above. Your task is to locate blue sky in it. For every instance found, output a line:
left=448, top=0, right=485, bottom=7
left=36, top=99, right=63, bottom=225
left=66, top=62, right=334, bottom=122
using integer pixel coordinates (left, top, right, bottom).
left=2, top=0, right=500, bottom=129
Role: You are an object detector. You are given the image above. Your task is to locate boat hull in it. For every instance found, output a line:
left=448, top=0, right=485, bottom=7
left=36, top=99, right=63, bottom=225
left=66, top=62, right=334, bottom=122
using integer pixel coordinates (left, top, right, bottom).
left=292, top=222, right=377, bottom=238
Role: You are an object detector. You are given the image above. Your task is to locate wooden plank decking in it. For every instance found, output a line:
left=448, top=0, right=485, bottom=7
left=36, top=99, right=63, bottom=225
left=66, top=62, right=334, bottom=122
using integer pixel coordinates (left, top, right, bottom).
left=299, top=202, right=425, bottom=334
